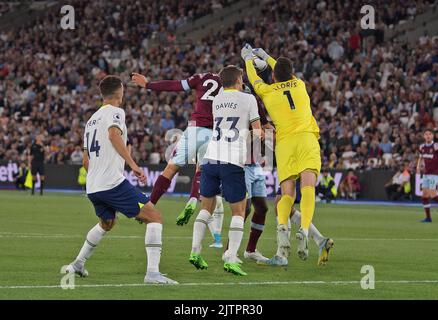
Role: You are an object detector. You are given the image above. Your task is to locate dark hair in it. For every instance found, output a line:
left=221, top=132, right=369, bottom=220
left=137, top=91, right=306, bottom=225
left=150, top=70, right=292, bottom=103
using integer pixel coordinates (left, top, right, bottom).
left=424, top=128, right=433, bottom=134
left=99, top=75, right=123, bottom=98
left=219, top=65, right=242, bottom=88
left=273, top=57, right=293, bottom=82
left=183, top=63, right=196, bottom=75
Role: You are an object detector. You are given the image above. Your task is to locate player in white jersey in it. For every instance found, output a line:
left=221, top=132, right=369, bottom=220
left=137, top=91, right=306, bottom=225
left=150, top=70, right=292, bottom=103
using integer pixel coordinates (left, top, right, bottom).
left=63, top=76, right=177, bottom=284
left=188, top=66, right=263, bottom=276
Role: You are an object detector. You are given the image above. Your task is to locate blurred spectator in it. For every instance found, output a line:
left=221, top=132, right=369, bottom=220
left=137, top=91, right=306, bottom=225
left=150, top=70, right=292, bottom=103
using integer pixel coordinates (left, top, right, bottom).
left=70, top=146, right=84, bottom=165
left=161, top=112, right=176, bottom=130
left=339, top=169, right=361, bottom=199
left=77, top=165, right=87, bottom=190
left=13, top=162, right=28, bottom=190
left=379, top=135, right=392, bottom=154
left=0, top=0, right=436, bottom=170
left=384, top=163, right=412, bottom=200
left=316, top=169, right=337, bottom=203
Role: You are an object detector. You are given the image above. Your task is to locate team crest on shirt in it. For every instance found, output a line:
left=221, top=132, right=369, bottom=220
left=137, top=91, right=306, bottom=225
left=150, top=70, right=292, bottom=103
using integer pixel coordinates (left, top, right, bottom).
left=113, top=113, right=122, bottom=124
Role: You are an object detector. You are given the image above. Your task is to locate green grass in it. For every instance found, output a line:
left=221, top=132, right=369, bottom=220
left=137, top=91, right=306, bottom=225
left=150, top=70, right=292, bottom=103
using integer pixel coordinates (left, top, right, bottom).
left=1, top=190, right=438, bottom=299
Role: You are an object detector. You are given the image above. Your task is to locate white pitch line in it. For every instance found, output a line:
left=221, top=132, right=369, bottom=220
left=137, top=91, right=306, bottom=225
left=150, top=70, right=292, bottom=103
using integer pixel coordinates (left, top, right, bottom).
left=1, top=280, right=438, bottom=290
left=0, top=232, right=437, bottom=241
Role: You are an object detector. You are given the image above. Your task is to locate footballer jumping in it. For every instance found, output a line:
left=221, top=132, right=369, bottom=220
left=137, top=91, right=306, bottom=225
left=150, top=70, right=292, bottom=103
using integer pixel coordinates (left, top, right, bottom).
left=131, top=72, right=225, bottom=229
left=242, top=44, right=321, bottom=265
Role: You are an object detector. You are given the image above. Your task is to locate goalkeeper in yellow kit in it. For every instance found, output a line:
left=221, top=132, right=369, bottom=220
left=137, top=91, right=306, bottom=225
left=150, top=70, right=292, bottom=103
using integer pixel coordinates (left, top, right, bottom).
left=241, top=44, right=324, bottom=266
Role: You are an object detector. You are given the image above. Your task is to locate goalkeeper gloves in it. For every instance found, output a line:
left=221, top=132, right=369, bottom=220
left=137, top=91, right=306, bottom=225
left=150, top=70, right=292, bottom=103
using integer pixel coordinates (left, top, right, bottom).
left=252, top=48, right=270, bottom=62
left=241, top=43, right=253, bottom=61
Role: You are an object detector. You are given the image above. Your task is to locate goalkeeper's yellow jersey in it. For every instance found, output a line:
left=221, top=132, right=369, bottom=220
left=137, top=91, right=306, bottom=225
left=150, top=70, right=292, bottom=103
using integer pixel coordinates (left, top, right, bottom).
left=246, top=58, right=319, bottom=142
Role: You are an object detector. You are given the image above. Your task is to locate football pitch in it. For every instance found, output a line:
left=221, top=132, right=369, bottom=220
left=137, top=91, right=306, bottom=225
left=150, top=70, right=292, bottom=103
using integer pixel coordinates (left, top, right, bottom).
left=1, top=190, right=438, bottom=300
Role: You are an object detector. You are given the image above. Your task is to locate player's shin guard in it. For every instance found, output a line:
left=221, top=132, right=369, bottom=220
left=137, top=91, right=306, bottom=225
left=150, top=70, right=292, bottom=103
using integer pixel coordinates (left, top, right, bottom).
left=150, top=175, right=171, bottom=205
left=277, top=195, right=295, bottom=225
left=290, top=210, right=325, bottom=246
left=40, top=180, right=44, bottom=195
left=145, top=223, right=162, bottom=273
left=228, top=216, right=244, bottom=260
left=422, top=197, right=432, bottom=220
left=192, top=210, right=211, bottom=254
left=74, top=223, right=107, bottom=267
left=300, top=186, right=316, bottom=236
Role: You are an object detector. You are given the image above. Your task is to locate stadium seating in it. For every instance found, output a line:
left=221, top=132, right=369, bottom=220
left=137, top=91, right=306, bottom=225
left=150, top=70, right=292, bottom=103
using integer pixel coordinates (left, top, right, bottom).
left=0, top=0, right=437, bottom=174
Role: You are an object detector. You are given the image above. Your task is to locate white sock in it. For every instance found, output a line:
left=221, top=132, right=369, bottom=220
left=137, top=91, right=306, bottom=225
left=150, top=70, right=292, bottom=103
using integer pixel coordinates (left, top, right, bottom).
left=145, top=222, right=162, bottom=274
left=207, top=215, right=215, bottom=239
left=213, top=196, right=224, bottom=234
left=188, top=197, right=198, bottom=206
left=74, top=223, right=107, bottom=267
left=228, top=216, right=244, bottom=259
left=212, top=212, right=224, bottom=235
left=290, top=210, right=325, bottom=245
left=191, top=209, right=211, bottom=254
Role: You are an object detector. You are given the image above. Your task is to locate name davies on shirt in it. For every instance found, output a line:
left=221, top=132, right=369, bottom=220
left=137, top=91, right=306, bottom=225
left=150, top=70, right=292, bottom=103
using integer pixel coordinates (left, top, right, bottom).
left=214, top=101, right=238, bottom=110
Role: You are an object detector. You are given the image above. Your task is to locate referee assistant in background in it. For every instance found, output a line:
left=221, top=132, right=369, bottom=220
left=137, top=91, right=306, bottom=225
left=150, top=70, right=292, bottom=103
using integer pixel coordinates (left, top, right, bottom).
left=28, top=135, right=47, bottom=196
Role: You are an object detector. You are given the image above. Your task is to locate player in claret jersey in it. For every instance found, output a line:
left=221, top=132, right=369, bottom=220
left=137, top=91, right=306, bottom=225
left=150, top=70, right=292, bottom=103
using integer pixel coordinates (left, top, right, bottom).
left=131, top=72, right=224, bottom=228
left=416, top=129, right=438, bottom=222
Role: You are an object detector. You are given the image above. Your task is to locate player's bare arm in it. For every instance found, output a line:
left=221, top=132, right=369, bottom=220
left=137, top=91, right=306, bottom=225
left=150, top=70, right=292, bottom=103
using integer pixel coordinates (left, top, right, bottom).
left=131, top=72, right=148, bottom=88
left=108, top=127, right=146, bottom=184
left=131, top=73, right=186, bottom=92
left=251, top=119, right=265, bottom=141
left=82, top=151, right=89, bottom=171
left=416, top=155, right=423, bottom=174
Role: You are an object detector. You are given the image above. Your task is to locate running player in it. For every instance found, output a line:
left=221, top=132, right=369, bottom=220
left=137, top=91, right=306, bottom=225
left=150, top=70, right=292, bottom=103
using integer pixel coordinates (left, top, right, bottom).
left=417, top=129, right=438, bottom=222
left=64, top=76, right=177, bottom=284
left=189, top=65, right=262, bottom=276
left=243, top=44, right=321, bottom=265
left=131, top=72, right=224, bottom=226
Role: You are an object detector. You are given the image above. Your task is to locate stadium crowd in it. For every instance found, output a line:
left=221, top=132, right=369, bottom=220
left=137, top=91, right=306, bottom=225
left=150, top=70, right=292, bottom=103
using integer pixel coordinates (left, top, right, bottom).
left=0, top=0, right=437, bottom=178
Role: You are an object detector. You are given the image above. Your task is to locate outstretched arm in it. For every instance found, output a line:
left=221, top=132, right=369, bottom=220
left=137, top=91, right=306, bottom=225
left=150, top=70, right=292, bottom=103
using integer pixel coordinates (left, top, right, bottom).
left=147, top=80, right=185, bottom=92
left=242, top=45, right=270, bottom=97
left=82, top=151, right=89, bottom=171
left=131, top=73, right=186, bottom=92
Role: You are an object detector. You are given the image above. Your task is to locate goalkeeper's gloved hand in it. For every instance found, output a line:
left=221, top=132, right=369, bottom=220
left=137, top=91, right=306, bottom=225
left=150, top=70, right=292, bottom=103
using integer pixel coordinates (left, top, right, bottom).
left=241, top=43, right=253, bottom=61
left=252, top=48, right=270, bottom=61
